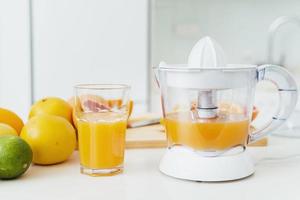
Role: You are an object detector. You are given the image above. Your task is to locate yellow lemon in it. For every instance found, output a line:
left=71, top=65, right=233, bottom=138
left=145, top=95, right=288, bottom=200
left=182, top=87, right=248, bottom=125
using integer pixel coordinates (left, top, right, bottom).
left=0, top=123, right=18, bottom=136
left=29, top=97, right=73, bottom=124
left=0, top=108, right=24, bottom=134
left=20, top=115, right=76, bottom=165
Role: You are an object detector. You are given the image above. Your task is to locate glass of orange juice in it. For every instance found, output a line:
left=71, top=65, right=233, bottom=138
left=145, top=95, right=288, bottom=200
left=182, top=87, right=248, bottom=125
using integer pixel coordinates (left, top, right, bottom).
left=74, top=84, right=130, bottom=176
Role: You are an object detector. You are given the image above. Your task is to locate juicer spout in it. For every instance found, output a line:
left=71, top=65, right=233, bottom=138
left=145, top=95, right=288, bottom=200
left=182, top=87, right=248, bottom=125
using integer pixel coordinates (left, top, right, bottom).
left=153, top=67, right=160, bottom=88
left=153, top=62, right=167, bottom=88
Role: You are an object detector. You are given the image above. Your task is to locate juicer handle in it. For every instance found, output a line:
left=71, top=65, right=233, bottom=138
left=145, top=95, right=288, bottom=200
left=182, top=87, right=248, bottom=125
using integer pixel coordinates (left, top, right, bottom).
left=249, top=64, right=298, bottom=143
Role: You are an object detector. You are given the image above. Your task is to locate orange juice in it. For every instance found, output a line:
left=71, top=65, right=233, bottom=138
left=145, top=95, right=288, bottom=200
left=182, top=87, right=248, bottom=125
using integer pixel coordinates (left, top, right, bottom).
left=164, top=112, right=250, bottom=150
left=77, top=112, right=127, bottom=170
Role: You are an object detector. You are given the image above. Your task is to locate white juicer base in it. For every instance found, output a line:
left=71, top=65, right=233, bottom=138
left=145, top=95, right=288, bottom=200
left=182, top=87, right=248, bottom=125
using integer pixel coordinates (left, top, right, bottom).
left=159, top=146, right=254, bottom=182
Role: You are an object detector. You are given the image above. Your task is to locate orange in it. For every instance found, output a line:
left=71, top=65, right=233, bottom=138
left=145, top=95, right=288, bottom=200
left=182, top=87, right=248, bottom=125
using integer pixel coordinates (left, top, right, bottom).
left=0, top=108, right=24, bottom=134
left=29, top=97, right=73, bottom=124
left=67, top=96, right=78, bottom=128
left=69, top=95, right=133, bottom=129
left=218, top=102, right=244, bottom=115
left=68, top=95, right=108, bottom=129
left=20, top=115, right=76, bottom=165
left=108, top=99, right=134, bottom=117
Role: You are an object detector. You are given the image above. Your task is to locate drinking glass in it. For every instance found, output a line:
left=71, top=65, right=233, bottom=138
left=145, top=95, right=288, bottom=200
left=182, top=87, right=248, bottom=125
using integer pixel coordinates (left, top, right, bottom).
left=74, top=84, right=130, bottom=176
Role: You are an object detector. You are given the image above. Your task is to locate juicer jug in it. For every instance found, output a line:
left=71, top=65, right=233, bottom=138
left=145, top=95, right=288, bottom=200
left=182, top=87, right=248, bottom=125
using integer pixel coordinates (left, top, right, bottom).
left=154, top=63, right=298, bottom=181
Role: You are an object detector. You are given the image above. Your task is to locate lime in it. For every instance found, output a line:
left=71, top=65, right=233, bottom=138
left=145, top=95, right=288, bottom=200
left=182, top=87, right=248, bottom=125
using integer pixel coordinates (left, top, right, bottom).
left=0, top=135, right=33, bottom=179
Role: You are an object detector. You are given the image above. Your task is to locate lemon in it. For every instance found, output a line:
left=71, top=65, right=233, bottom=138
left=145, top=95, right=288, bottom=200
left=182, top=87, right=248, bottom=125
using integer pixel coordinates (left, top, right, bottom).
left=20, top=115, right=76, bottom=165
left=29, top=97, right=73, bottom=124
left=0, top=135, right=32, bottom=179
left=0, top=108, right=24, bottom=134
left=0, top=123, right=18, bottom=136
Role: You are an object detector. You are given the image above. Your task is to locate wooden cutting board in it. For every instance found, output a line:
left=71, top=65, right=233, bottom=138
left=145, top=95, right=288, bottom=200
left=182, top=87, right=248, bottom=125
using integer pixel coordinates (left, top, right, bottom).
left=126, top=124, right=166, bottom=149
left=125, top=124, right=267, bottom=149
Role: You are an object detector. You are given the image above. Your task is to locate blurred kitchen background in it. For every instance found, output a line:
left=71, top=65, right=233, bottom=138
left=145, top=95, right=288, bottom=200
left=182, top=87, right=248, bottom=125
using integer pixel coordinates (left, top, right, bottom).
left=0, top=0, right=300, bottom=119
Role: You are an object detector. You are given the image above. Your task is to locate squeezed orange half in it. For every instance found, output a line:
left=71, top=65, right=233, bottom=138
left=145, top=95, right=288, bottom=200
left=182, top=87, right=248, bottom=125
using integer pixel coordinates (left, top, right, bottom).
left=77, top=112, right=127, bottom=169
left=164, top=112, right=250, bottom=150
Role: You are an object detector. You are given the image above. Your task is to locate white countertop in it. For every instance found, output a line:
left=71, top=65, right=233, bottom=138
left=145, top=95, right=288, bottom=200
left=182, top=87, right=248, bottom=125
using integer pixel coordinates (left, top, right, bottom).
left=2, top=136, right=300, bottom=200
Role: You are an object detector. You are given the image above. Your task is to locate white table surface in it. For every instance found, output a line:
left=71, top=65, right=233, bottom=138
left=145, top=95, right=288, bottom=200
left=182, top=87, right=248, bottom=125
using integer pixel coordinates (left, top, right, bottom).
left=2, top=136, right=300, bottom=200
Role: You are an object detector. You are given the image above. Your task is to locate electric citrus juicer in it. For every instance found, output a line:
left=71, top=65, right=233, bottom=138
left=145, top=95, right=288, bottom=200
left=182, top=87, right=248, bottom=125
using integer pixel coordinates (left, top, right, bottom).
left=154, top=37, right=298, bottom=182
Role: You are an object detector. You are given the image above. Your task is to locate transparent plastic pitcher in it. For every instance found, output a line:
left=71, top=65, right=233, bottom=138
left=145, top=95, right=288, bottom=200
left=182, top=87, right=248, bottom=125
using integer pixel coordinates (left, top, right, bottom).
left=155, top=64, right=298, bottom=153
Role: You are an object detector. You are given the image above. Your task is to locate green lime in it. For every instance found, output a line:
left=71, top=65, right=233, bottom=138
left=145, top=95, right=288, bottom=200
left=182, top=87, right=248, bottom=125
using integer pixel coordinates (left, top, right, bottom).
left=0, top=135, right=33, bottom=179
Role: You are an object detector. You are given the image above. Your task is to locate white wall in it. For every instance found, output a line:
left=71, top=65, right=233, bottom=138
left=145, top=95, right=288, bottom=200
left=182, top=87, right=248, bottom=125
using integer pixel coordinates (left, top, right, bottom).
left=151, top=0, right=300, bottom=112
left=0, top=0, right=31, bottom=119
left=32, top=0, right=149, bottom=113
left=152, top=0, right=300, bottom=67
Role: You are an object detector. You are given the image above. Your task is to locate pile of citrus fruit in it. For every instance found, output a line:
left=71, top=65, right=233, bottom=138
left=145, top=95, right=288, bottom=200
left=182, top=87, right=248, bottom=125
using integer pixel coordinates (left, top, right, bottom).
left=0, top=96, right=133, bottom=180
left=0, top=97, right=77, bottom=179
